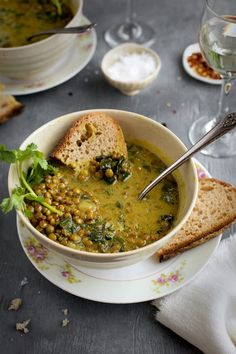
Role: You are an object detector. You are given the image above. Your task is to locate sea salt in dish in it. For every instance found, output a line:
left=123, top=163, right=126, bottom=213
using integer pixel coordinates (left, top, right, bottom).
left=106, top=52, right=157, bottom=82
left=101, top=43, right=161, bottom=95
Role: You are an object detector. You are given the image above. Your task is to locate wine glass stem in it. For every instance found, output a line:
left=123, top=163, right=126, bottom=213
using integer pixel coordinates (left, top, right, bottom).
left=126, top=0, right=134, bottom=23
left=216, top=74, right=235, bottom=124
left=119, top=0, right=142, bottom=39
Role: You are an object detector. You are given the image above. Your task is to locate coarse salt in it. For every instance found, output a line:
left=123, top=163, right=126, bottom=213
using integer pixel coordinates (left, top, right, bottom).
left=107, top=52, right=157, bottom=82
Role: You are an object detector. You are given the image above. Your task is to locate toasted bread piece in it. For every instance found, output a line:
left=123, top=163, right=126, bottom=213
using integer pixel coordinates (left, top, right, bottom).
left=51, top=112, right=128, bottom=170
left=0, top=95, right=24, bottom=124
left=157, top=178, right=236, bottom=261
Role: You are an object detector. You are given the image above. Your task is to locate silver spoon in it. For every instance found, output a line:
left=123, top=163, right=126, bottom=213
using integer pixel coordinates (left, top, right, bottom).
left=27, top=23, right=96, bottom=41
left=138, top=112, right=236, bottom=200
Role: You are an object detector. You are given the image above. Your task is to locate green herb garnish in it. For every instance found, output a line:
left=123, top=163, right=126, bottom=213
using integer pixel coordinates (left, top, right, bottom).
left=156, top=214, right=174, bottom=234
left=59, top=217, right=80, bottom=235
left=51, top=0, right=62, bottom=15
left=161, top=180, right=178, bottom=205
left=95, top=155, right=131, bottom=184
left=104, top=188, right=114, bottom=196
left=0, top=144, right=62, bottom=216
left=208, top=50, right=221, bottom=71
left=84, top=221, right=119, bottom=252
left=115, top=201, right=123, bottom=209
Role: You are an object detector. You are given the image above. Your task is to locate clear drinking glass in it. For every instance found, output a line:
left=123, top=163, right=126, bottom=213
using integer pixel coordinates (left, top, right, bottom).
left=189, top=0, right=236, bottom=157
left=104, top=0, right=156, bottom=48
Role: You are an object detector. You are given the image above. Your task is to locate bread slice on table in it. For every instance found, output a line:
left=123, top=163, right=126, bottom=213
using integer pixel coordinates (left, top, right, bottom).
left=157, top=178, right=236, bottom=261
left=0, top=95, right=24, bottom=124
left=51, top=112, right=127, bottom=170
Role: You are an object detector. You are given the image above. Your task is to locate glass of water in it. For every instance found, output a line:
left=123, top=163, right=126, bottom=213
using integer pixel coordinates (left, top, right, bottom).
left=189, top=0, right=236, bottom=157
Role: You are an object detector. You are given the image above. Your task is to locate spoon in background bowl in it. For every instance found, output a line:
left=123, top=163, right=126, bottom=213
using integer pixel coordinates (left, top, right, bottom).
left=138, top=112, right=236, bottom=200
left=27, top=23, right=96, bottom=41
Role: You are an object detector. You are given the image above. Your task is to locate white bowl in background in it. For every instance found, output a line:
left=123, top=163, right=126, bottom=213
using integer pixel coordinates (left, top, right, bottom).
left=9, top=109, right=198, bottom=269
left=0, top=0, right=83, bottom=80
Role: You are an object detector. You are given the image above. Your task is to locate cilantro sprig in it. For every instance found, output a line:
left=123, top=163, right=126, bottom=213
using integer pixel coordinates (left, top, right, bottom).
left=0, top=143, right=62, bottom=216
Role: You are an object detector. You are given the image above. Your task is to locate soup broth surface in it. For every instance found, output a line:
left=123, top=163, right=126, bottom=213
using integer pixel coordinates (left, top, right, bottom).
left=27, top=142, right=179, bottom=253
left=0, top=0, right=73, bottom=47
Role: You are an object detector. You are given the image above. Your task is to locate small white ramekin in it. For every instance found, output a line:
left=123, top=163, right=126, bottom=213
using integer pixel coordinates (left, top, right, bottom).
left=101, top=43, right=161, bottom=95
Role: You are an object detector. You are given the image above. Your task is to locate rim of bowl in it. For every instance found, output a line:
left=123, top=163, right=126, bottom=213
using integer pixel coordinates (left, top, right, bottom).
left=0, top=0, right=83, bottom=51
left=101, top=43, right=162, bottom=85
left=9, top=109, right=198, bottom=259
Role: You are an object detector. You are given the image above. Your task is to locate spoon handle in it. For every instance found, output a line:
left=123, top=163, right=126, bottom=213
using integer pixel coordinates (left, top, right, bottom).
left=138, top=112, right=236, bottom=200
left=27, top=23, right=95, bottom=41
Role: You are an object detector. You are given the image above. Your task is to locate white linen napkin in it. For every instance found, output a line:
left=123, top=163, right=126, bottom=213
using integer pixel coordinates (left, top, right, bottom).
left=153, top=235, right=236, bottom=354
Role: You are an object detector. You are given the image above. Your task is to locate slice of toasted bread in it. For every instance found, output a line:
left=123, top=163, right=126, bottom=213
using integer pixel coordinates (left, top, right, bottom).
left=157, top=178, right=236, bottom=261
left=51, top=112, right=128, bottom=170
left=0, top=95, right=24, bottom=124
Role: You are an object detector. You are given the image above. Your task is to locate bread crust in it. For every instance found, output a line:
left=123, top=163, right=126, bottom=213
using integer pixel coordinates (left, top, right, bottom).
left=51, top=112, right=127, bottom=170
left=0, top=95, right=23, bottom=124
left=157, top=178, right=236, bottom=261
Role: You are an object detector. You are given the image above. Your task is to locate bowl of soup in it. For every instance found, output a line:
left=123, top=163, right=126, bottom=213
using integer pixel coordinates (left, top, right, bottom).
left=8, top=109, right=198, bottom=268
left=0, top=0, right=83, bottom=80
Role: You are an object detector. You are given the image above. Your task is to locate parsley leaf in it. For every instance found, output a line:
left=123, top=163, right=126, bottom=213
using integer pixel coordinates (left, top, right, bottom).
left=26, top=163, right=55, bottom=186
left=0, top=144, right=62, bottom=216
left=0, top=145, right=17, bottom=163
left=0, top=187, right=26, bottom=214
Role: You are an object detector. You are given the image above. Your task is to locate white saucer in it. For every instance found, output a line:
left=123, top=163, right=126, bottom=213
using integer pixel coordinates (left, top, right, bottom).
left=182, top=43, right=222, bottom=85
left=17, top=160, right=221, bottom=304
left=0, top=15, right=97, bottom=96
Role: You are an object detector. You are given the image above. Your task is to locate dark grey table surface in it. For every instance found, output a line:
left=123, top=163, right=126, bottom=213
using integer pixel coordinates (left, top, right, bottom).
left=0, top=1, right=236, bottom=353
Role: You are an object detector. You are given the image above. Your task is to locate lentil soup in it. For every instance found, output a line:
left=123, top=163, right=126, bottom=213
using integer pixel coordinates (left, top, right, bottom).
left=26, top=142, right=179, bottom=253
left=0, top=0, right=74, bottom=47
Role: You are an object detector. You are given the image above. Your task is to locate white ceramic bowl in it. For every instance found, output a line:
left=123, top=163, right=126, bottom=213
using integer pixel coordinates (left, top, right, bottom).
left=101, top=43, right=161, bottom=95
left=9, top=109, right=198, bottom=269
left=0, top=0, right=83, bottom=80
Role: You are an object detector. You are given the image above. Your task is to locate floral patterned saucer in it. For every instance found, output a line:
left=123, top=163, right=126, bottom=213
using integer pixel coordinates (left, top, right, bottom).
left=1, top=16, right=97, bottom=96
left=17, top=160, right=221, bottom=304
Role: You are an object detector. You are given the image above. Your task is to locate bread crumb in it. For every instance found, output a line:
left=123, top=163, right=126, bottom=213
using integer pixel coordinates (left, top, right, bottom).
left=62, top=308, right=69, bottom=316
left=16, top=319, right=30, bottom=334
left=0, top=95, right=24, bottom=124
left=62, top=318, right=69, bottom=327
left=20, top=277, right=28, bottom=287
left=8, top=298, right=22, bottom=311
left=165, top=101, right=171, bottom=108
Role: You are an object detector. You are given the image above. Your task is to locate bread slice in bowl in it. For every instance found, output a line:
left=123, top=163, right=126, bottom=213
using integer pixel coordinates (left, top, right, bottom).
left=51, top=112, right=127, bottom=171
